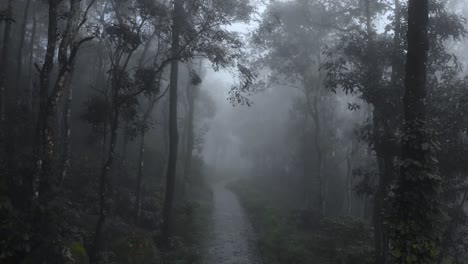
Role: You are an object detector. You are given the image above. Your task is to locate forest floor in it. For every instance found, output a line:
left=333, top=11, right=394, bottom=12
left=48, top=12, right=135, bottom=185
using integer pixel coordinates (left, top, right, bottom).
left=228, top=178, right=375, bottom=264
left=202, top=180, right=262, bottom=264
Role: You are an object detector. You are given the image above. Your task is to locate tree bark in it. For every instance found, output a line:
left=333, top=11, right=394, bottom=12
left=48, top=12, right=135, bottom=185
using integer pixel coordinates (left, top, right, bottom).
left=346, top=143, right=353, bottom=216
left=35, top=0, right=59, bottom=200
left=308, top=85, right=325, bottom=218
left=391, top=0, right=402, bottom=90
left=90, top=25, right=141, bottom=260
left=0, top=0, right=13, bottom=165
left=362, top=0, right=391, bottom=262
left=28, top=8, right=37, bottom=120
left=90, top=105, right=120, bottom=264
left=134, top=36, right=160, bottom=223
left=162, top=0, right=182, bottom=247
left=135, top=91, right=161, bottom=223
left=301, top=112, right=310, bottom=209
left=135, top=129, right=145, bottom=223
left=58, top=0, right=82, bottom=183
left=183, top=77, right=197, bottom=182
left=60, top=70, right=74, bottom=188
left=15, top=0, right=33, bottom=92
left=0, top=0, right=13, bottom=124
left=391, top=0, right=439, bottom=262
left=42, top=0, right=84, bottom=190
left=373, top=147, right=392, bottom=264
left=312, top=100, right=325, bottom=218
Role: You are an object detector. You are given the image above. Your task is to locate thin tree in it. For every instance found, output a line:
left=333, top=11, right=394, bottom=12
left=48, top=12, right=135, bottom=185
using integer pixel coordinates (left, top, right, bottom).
left=0, top=0, right=14, bottom=159
left=183, top=64, right=202, bottom=183
left=162, top=0, right=182, bottom=246
left=15, top=0, right=33, bottom=92
left=0, top=0, right=13, bottom=118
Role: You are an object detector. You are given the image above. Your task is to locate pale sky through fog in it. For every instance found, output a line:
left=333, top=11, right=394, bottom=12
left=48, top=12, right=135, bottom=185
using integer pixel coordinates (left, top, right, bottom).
left=200, top=4, right=266, bottom=170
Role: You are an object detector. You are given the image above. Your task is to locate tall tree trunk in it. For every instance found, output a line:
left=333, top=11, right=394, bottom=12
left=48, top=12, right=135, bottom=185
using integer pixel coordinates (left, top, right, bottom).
left=15, top=0, right=33, bottom=92
left=392, top=0, right=402, bottom=89
left=309, top=91, right=325, bottom=218
left=134, top=37, right=159, bottom=223
left=10, top=0, right=32, bottom=158
left=0, top=0, right=13, bottom=125
left=135, top=128, right=145, bottom=223
left=373, top=145, right=392, bottom=264
left=90, top=106, right=120, bottom=264
left=374, top=0, right=402, bottom=262
left=346, top=143, right=353, bottom=216
left=362, top=0, right=390, bottom=262
left=121, top=122, right=130, bottom=162
left=135, top=95, right=159, bottom=223
left=162, top=0, right=182, bottom=246
left=301, top=112, right=310, bottom=209
left=0, top=0, right=13, bottom=166
left=28, top=8, right=37, bottom=120
left=183, top=80, right=196, bottom=182
left=4, top=0, right=20, bottom=169
left=91, top=43, right=139, bottom=263
left=391, top=0, right=440, bottom=262
left=41, top=0, right=83, bottom=192
left=310, top=45, right=326, bottom=218
left=60, top=70, right=74, bottom=188
left=35, top=0, right=59, bottom=200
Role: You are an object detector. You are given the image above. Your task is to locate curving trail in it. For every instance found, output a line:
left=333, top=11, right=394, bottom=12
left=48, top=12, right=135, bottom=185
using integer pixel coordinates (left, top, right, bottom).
left=202, top=181, right=261, bottom=264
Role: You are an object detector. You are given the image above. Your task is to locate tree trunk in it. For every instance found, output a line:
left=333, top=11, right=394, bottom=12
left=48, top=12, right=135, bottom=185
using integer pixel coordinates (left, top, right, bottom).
left=10, top=0, right=32, bottom=160
left=15, top=0, right=33, bottom=92
left=134, top=37, right=160, bottom=223
left=121, top=122, right=130, bottom=162
left=90, top=58, right=125, bottom=260
left=41, top=0, right=83, bottom=191
left=0, top=0, right=13, bottom=166
left=373, top=2, right=403, bottom=259
left=28, top=8, right=37, bottom=120
left=301, top=113, right=310, bottom=209
left=183, top=79, right=196, bottom=182
left=60, top=70, right=74, bottom=188
left=35, top=0, right=59, bottom=200
left=373, top=147, right=392, bottom=264
left=90, top=43, right=139, bottom=260
left=346, top=143, right=353, bottom=216
left=0, top=0, right=13, bottom=125
left=162, top=0, right=182, bottom=246
left=391, top=0, right=402, bottom=90
left=309, top=92, right=325, bottom=218
left=135, top=129, right=145, bottom=223
left=362, top=0, right=390, bottom=262
left=134, top=93, right=160, bottom=223
left=391, top=0, right=440, bottom=262
left=438, top=188, right=468, bottom=262
left=90, top=106, right=120, bottom=264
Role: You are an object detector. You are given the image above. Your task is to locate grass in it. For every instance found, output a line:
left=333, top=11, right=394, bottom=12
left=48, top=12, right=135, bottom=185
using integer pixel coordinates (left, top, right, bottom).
left=228, top=178, right=374, bottom=264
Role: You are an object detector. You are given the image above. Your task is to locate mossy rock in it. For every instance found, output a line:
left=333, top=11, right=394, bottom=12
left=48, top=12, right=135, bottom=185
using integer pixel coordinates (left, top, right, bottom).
left=21, top=241, right=89, bottom=264
left=111, top=231, right=161, bottom=264
left=68, top=242, right=89, bottom=264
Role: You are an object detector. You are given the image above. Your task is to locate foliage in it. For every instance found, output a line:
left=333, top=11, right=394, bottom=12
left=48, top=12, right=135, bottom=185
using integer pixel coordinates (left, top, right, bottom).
left=229, top=178, right=374, bottom=264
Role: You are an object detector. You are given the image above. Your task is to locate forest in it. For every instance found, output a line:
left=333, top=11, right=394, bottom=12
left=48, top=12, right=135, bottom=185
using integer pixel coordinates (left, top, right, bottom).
left=1, top=0, right=468, bottom=263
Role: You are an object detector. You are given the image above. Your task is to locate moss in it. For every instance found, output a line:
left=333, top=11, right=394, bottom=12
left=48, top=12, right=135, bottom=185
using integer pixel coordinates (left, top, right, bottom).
left=69, top=242, right=89, bottom=264
left=111, top=231, right=161, bottom=264
left=230, top=178, right=374, bottom=264
left=21, top=241, right=89, bottom=264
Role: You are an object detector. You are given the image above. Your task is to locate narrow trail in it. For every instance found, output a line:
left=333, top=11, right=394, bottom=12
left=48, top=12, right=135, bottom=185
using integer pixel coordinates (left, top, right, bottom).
left=202, top=181, right=261, bottom=264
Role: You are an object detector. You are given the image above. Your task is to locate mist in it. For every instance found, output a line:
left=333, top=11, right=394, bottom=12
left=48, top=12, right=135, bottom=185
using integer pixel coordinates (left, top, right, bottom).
left=1, top=0, right=468, bottom=263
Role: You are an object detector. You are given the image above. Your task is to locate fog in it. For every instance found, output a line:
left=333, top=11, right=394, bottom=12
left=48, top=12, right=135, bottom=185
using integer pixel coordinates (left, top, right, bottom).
left=1, top=0, right=468, bottom=263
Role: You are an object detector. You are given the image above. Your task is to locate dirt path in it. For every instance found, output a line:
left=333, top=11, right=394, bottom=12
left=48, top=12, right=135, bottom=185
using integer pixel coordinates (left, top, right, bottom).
left=202, top=181, right=261, bottom=264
